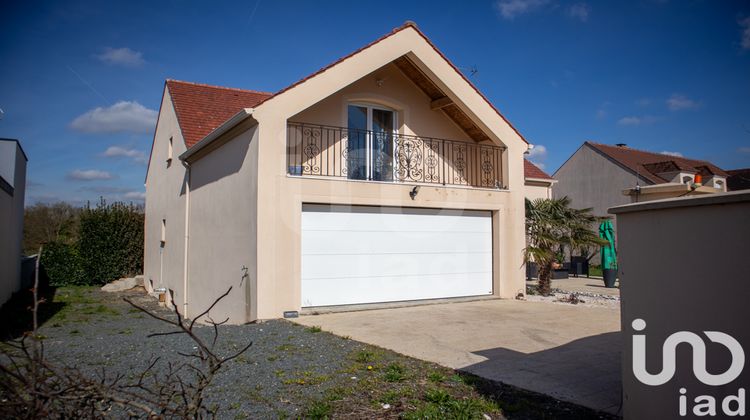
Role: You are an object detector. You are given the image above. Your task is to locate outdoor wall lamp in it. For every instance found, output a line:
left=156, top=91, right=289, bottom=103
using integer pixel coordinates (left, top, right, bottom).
left=409, top=186, right=420, bottom=200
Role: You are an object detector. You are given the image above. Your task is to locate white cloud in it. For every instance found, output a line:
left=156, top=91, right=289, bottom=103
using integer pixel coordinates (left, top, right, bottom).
left=666, top=94, right=699, bottom=111
left=95, top=47, right=145, bottom=67
left=738, top=146, right=750, bottom=154
left=617, top=116, right=642, bottom=126
left=526, top=144, right=548, bottom=169
left=495, top=0, right=549, bottom=19
left=67, top=169, right=114, bottom=181
left=124, top=191, right=146, bottom=201
left=567, top=3, right=590, bottom=22
left=71, top=101, right=157, bottom=134
left=617, top=115, right=660, bottom=126
left=102, top=146, right=147, bottom=164
left=740, top=17, right=750, bottom=50
left=660, top=151, right=683, bottom=157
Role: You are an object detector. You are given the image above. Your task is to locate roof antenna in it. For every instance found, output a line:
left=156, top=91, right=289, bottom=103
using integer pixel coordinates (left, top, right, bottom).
left=459, top=65, right=479, bottom=78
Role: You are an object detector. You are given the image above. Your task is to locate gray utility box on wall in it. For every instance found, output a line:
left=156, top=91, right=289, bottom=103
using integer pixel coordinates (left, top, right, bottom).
left=610, top=191, right=750, bottom=419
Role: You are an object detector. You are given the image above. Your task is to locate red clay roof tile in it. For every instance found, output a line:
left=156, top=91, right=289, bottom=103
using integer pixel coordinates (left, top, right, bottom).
left=586, top=142, right=728, bottom=184
left=524, top=159, right=554, bottom=180
left=166, top=80, right=272, bottom=148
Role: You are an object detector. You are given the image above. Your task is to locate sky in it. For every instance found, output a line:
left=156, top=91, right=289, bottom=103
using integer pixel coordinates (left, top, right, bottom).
left=1, top=0, right=749, bottom=206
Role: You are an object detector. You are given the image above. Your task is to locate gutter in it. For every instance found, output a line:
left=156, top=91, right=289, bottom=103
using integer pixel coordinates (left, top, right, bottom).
left=182, top=160, right=191, bottom=318
left=179, top=108, right=255, bottom=162
left=525, top=177, right=557, bottom=184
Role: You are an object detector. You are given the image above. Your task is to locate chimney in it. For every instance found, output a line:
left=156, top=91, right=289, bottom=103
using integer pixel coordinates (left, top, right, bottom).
left=616, top=143, right=628, bottom=148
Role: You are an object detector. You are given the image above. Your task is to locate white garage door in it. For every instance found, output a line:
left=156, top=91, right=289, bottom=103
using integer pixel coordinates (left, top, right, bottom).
left=301, top=205, right=493, bottom=307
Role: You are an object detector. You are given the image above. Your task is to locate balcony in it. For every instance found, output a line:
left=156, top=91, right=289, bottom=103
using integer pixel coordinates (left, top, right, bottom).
left=286, top=122, right=505, bottom=189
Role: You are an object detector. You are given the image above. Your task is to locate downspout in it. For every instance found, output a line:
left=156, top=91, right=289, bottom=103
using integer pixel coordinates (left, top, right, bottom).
left=182, top=162, right=191, bottom=318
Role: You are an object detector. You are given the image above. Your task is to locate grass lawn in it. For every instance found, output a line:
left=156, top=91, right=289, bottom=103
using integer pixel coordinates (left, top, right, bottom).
left=1, top=286, right=615, bottom=419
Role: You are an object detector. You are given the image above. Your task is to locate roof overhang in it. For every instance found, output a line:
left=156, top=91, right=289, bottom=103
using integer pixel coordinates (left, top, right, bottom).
left=250, top=23, right=528, bottom=152
left=179, top=108, right=256, bottom=163
left=525, top=177, right=557, bottom=186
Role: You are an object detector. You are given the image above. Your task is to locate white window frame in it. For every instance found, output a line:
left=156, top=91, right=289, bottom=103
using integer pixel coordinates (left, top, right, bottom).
left=348, top=102, right=398, bottom=181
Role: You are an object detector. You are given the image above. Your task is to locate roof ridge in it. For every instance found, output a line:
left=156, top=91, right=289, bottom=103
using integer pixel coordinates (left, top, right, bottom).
left=166, top=79, right=273, bottom=96
left=249, top=21, right=529, bottom=144
left=587, top=141, right=712, bottom=165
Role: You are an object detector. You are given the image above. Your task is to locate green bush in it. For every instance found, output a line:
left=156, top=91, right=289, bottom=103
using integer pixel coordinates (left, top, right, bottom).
left=77, top=199, right=144, bottom=285
left=40, top=241, right=85, bottom=286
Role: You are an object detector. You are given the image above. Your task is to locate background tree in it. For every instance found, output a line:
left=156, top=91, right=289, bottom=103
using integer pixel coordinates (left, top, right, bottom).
left=23, top=203, right=81, bottom=254
left=525, top=197, right=607, bottom=295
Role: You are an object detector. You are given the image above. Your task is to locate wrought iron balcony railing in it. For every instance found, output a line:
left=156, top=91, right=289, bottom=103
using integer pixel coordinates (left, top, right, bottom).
left=287, top=122, right=505, bottom=189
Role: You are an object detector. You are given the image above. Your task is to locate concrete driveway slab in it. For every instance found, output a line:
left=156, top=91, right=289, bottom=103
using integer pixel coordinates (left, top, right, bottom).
left=292, top=299, right=621, bottom=414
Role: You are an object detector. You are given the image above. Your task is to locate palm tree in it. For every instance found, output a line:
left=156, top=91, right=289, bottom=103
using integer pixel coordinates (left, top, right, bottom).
left=525, top=197, right=608, bottom=295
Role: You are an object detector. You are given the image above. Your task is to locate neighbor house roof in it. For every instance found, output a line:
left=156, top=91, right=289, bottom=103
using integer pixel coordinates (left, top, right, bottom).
left=727, top=168, right=750, bottom=191
left=524, top=159, right=553, bottom=180
left=166, top=80, right=272, bottom=148
left=165, top=22, right=527, bottom=152
left=585, top=142, right=728, bottom=185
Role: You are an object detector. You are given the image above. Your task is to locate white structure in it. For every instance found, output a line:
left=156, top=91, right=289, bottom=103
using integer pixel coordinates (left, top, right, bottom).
left=0, top=138, right=27, bottom=306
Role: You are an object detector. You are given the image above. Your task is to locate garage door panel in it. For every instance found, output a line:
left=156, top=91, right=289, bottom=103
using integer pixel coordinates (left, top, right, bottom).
left=301, top=272, right=492, bottom=307
left=302, top=205, right=490, bottom=232
left=302, top=252, right=492, bottom=280
left=301, top=206, right=493, bottom=307
left=302, top=230, right=491, bottom=255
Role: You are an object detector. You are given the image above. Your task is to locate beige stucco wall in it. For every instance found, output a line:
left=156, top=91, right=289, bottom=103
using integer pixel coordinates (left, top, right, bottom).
left=144, top=87, right=187, bottom=309
left=0, top=141, right=26, bottom=307
left=525, top=181, right=553, bottom=201
left=186, top=124, right=259, bottom=323
left=250, top=26, right=528, bottom=320
left=611, top=191, right=750, bottom=419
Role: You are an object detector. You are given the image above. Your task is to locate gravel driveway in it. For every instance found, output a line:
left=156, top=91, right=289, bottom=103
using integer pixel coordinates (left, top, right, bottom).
left=35, top=287, right=365, bottom=418
left=3, top=286, right=617, bottom=419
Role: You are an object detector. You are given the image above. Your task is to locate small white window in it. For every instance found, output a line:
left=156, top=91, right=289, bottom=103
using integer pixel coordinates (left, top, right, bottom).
left=681, top=175, right=693, bottom=184
left=167, top=137, right=173, bottom=166
left=161, top=219, right=166, bottom=246
left=715, top=180, right=724, bottom=190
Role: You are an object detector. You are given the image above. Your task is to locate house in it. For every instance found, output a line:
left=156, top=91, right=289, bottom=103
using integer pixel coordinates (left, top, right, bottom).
left=524, top=159, right=555, bottom=200
left=144, top=22, right=530, bottom=324
left=553, top=142, right=728, bottom=222
left=0, top=138, right=27, bottom=307
left=727, top=167, right=750, bottom=191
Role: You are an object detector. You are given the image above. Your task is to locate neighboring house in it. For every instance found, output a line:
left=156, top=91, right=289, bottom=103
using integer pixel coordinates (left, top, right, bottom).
left=0, top=138, right=27, bottom=307
left=524, top=159, right=555, bottom=200
left=727, top=167, right=750, bottom=191
left=553, top=142, right=728, bottom=222
left=144, top=22, right=529, bottom=324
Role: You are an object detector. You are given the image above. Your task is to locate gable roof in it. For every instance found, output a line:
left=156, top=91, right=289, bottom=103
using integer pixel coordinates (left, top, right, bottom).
left=164, top=22, right=527, bottom=155
left=166, top=80, right=272, bottom=148
left=524, top=159, right=553, bottom=180
left=252, top=21, right=528, bottom=145
left=585, top=142, right=728, bottom=185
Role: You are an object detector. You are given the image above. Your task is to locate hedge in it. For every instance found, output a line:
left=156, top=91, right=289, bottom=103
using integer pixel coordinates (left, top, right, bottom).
left=39, top=241, right=85, bottom=286
left=38, top=199, right=144, bottom=286
left=78, top=200, right=144, bottom=285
